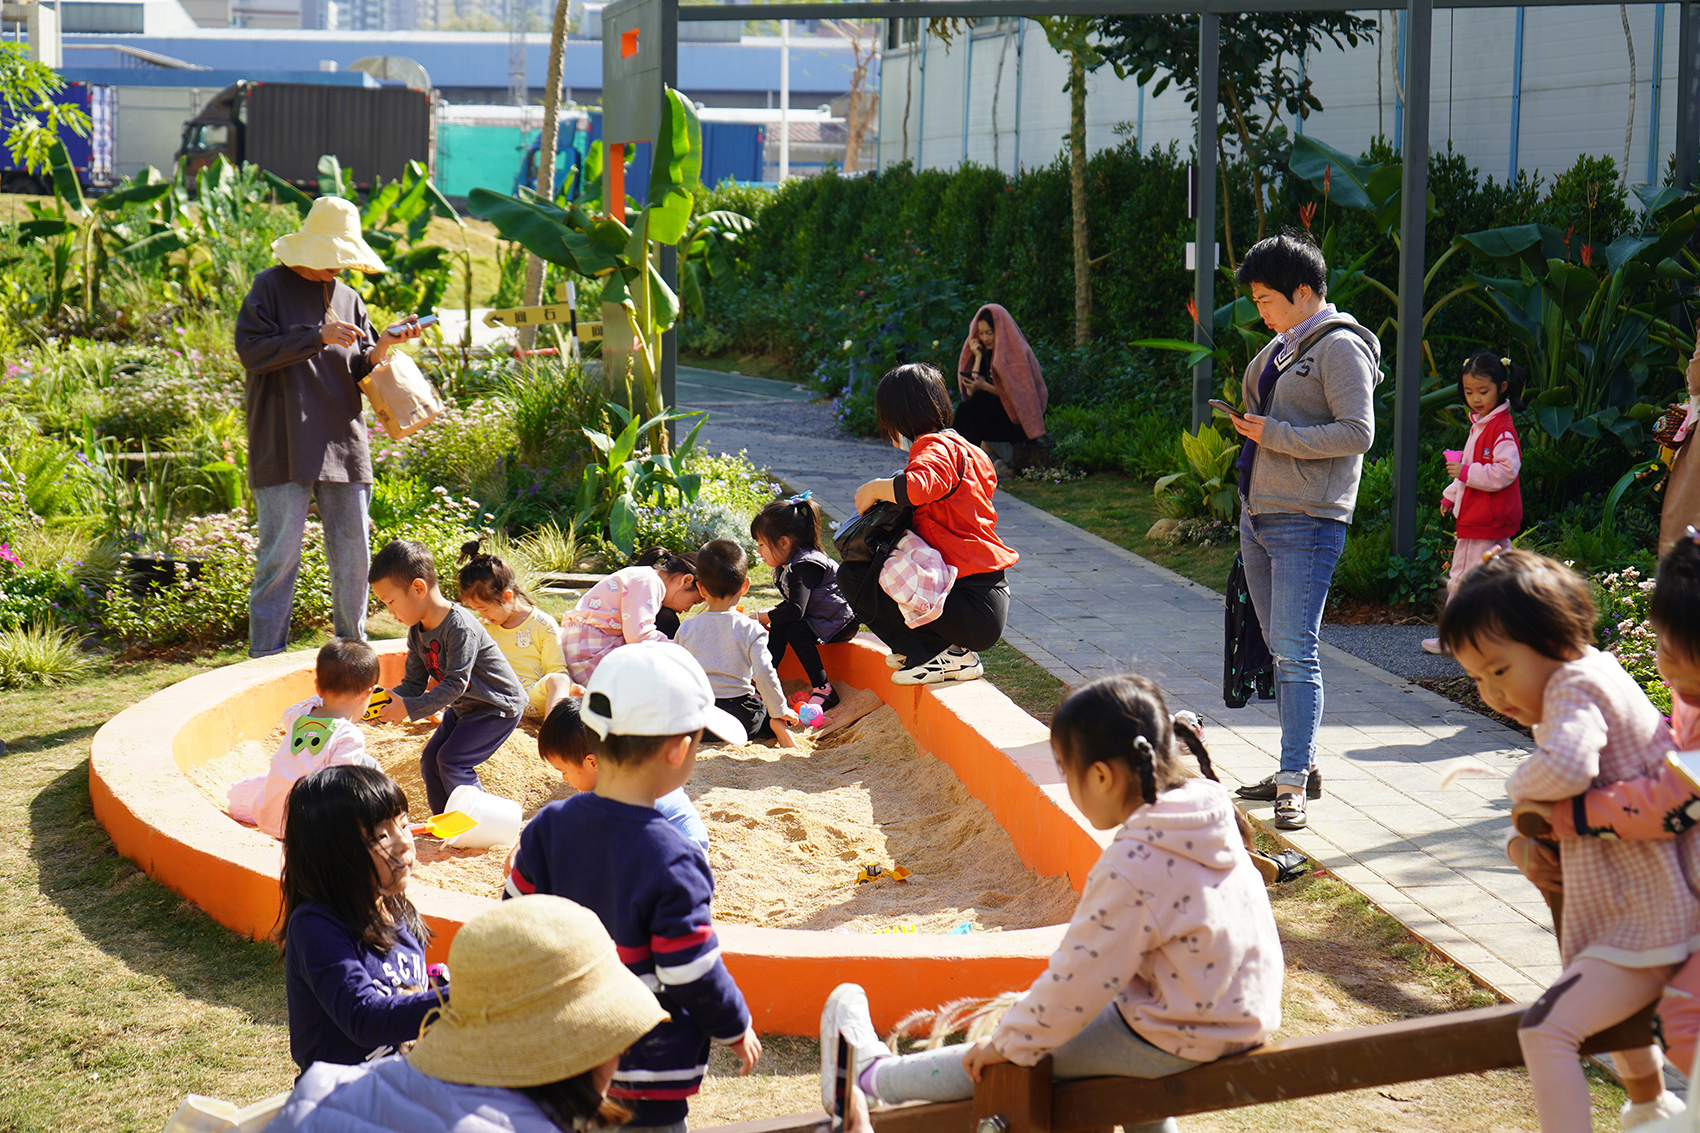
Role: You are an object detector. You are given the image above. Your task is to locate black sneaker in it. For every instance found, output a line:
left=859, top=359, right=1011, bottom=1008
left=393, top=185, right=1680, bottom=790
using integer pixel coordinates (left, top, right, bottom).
left=1235, top=769, right=1322, bottom=801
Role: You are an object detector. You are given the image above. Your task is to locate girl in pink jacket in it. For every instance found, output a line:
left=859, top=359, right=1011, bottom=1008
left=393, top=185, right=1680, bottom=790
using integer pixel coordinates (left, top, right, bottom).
left=817, top=675, right=1283, bottom=1128
left=1425, top=353, right=1527, bottom=654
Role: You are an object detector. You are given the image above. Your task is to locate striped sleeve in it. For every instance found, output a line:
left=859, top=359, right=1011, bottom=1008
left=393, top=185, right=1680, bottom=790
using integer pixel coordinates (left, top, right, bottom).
left=648, top=852, right=750, bottom=1043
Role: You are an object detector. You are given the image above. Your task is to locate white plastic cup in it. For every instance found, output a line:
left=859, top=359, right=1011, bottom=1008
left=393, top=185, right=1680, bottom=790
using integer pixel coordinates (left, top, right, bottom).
left=442, top=784, right=522, bottom=849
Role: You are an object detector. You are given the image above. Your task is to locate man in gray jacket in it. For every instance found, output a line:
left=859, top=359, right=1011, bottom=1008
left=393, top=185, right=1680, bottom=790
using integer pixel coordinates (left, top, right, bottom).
left=1225, top=231, right=1383, bottom=830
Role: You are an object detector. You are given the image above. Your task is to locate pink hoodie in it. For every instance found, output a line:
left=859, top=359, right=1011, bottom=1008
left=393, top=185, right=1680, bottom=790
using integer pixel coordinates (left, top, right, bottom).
left=991, top=777, right=1284, bottom=1065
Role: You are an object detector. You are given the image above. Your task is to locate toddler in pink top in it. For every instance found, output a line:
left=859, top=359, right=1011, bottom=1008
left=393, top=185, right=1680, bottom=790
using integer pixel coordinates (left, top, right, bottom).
left=1439, top=548, right=1695, bottom=1132
left=227, top=638, right=380, bottom=839
left=557, top=547, right=705, bottom=684
left=1516, top=533, right=1700, bottom=1092
left=817, top=675, right=1283, bottom=1131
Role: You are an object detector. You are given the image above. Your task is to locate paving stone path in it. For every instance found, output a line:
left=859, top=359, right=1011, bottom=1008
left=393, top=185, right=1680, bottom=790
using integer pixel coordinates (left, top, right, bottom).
left=682, top=367, right=1558, bottom=1005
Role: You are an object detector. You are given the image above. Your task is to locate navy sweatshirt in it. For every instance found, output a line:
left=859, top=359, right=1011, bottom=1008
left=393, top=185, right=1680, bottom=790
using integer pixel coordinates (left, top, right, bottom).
left=506, top=793, right=750, bottom=1127
left=284, top=902, right=441, bottom=1073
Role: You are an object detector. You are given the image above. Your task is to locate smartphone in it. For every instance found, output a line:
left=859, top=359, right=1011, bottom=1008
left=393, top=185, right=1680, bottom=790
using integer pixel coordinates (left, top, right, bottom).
left=1207, top=398, right=1244, bottom=418
left=384, top=313, right=438, bottom=337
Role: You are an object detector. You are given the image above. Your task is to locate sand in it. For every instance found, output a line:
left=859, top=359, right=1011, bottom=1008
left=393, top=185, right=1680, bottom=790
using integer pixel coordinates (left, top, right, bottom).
left=182, top=692, right=1077, bottom=934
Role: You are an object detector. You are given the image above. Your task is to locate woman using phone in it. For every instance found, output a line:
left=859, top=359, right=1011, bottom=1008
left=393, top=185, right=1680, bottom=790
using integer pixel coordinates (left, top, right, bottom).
left=1226, top=231, right=1383, bottom=832
left=953, top=304, right=1049, bottom=470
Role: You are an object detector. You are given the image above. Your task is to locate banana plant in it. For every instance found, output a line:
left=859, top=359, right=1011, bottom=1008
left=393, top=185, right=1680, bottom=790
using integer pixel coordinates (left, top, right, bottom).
left=679, top=209, right=755, bottom=318
left=1455, top=187, right=1700, bottom=451
left=471, top=87, right=745, bottom=450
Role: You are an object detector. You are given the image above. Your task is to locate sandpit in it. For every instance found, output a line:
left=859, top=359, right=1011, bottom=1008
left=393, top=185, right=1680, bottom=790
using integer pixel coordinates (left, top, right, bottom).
left=185, top=701, right=1077, bottom=934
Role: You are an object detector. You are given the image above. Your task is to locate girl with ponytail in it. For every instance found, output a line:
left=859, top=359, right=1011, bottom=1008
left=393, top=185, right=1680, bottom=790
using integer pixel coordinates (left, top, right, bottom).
left=750, top=493, right=856, bottom=711
left=817, top=675, right=1283, bottom=1127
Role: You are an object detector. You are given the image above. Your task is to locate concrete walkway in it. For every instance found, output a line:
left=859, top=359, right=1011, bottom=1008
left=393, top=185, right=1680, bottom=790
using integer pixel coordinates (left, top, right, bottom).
left=681, top=365, right=1559, bottom=1007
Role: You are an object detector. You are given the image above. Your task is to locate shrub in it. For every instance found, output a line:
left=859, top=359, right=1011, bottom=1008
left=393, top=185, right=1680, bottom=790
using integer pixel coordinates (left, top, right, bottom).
left=1594, top=562, right=1665, bottom=711
left=100, top=509, right=334, bottom=647
left=371, top=483, right=492, bottom=601
left=371, top=395, right=517, bottom=501
left=0, top=620, right=95, bottom=688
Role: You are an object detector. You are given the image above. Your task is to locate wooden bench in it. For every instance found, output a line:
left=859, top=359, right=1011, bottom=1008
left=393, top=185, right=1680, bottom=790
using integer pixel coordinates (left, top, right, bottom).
left=699, top=1001, right=1655, bottom=1133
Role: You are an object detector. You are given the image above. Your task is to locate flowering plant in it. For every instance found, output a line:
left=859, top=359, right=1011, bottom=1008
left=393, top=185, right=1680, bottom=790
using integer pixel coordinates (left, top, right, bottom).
left=1594, top=562, right=1667, bottom=713
left=101, top=509, right=334, bottom=646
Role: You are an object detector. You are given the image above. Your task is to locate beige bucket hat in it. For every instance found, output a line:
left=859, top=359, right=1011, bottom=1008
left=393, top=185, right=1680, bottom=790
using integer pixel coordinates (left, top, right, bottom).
left=271, top=196, right=386, bottom=274
left=407, top=895, right=668, bottom=1089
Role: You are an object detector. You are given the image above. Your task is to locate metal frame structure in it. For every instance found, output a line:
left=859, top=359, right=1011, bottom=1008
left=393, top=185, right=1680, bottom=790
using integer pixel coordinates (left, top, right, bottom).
left=633, top=0, right=1699, bottom=553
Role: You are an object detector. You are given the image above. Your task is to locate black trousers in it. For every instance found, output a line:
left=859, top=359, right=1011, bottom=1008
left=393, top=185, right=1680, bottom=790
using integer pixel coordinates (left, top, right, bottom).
left=836, top=563, right=1009, bottom=667
left=767, top=619, right=856, bottom=687
left=712, top=693, right=771, bottom=742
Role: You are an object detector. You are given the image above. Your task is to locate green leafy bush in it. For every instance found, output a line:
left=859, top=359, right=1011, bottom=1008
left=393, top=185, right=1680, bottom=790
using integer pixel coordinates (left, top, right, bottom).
left=1594, top=561, right=1666, bottom=712
left=100, top=509, right=332, bottom=646
left=371, top=481, right=492, bottom=601
left=1153, top=425, right=1241, bottom=521
left=372, top=395, right=517, bottom=502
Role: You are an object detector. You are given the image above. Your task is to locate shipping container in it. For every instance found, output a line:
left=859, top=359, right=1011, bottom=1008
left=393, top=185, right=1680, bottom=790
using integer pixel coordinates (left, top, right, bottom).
left=0, top=80, right=112, bottom=195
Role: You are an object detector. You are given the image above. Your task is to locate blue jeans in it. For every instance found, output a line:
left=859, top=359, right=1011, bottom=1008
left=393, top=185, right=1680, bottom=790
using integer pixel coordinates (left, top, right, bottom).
left=250, top=480, right=371, bottom=658
left=1238, top=509, right=1347, bottom=788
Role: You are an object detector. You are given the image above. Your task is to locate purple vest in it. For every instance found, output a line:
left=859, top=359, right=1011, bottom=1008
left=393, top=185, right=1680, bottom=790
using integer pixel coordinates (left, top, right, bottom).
left=780, top=548, right=855, bottom=642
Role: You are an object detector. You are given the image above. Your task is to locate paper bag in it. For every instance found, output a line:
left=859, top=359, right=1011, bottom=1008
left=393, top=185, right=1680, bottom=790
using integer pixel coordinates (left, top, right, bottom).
left=359, top=351, right=443, bottom=440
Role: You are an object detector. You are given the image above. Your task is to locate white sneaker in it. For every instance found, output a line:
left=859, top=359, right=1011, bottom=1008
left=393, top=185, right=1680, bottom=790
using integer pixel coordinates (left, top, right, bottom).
left=1623, top=1091, right=1685, bottom=1128
left=885, top=653, right=907, bottom=669
left=818, top=983, right=891, bottom=1115
left=891, top=648, right=983, bottom=686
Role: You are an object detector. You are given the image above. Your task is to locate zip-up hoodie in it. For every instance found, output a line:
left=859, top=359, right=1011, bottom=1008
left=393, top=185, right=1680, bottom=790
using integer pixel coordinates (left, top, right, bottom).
left=1241, top=313, right=1383, bottom=524
left=990, top=778, right=1284, bottom=1065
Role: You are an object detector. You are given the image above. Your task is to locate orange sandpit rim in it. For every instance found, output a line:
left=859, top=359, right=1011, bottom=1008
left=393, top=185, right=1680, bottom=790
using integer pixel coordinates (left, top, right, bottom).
left=88, top=635, right=1105, bottom=1034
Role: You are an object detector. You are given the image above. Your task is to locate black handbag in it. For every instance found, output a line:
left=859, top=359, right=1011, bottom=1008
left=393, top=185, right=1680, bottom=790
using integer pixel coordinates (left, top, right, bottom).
left=833, top=500, right=914, bottom=563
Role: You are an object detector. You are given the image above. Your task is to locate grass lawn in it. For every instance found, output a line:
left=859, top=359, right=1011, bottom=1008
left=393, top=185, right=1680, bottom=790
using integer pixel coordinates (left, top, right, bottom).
left=1002, top=471, right=1238, bottom=594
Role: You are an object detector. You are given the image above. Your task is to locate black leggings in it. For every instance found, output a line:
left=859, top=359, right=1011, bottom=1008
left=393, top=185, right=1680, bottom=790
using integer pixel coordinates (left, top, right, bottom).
left=767, top=619, right=854, bottom=687
left=835, top=563, right=1009, bottom=667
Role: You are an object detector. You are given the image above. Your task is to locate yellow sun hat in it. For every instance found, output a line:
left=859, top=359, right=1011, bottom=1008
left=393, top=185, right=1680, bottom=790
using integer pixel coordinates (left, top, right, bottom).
left=406, top=895, right=668, bottom=1089
left=271, top=196, right=387, bottom=274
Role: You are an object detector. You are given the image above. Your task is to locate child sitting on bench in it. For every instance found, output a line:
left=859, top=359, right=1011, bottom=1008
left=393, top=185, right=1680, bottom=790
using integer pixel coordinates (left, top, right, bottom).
left=818, top=674, right=1283, bottom=1132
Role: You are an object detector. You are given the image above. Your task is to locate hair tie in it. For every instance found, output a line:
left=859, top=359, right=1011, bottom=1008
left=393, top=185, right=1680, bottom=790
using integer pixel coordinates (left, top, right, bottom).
left=1688, top=525, right=1700, bottom=544
left=1480, top=545, right=1502, bottom=565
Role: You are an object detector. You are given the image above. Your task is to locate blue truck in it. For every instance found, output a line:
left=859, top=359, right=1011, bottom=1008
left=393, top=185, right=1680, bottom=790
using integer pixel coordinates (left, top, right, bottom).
left=514, top=110, right=765, bottom=202
left=0, top=81, right=113, bottom=195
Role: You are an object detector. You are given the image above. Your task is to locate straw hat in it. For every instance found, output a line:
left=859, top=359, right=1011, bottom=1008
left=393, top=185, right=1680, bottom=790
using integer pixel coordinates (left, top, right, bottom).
left=407, top=895, right=668, bottom=1088
left=271, top=196, right=387, bottom=274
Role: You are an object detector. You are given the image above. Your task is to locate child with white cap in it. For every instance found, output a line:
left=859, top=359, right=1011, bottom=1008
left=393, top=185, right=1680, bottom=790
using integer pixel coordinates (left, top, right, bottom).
left=505, top=641, right=762, bottom=1132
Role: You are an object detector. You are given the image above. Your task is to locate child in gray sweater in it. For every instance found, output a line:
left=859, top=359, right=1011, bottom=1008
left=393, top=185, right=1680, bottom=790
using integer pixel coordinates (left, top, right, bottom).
left=676, top=540, right=800, bottom=748
left=368, top=540, right=527, bottom=812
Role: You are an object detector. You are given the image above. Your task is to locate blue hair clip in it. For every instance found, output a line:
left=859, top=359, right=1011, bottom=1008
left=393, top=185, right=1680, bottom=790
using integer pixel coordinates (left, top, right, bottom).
left=788, top=490, right=813, bottom=505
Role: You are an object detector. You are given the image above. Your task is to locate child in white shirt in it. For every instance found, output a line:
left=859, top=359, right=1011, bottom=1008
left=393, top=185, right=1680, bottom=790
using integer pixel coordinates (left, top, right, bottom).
left=675, top=540, right=798, bottom=748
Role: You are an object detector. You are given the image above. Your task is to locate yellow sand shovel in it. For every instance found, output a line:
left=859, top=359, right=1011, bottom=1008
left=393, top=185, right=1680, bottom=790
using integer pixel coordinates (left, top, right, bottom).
left=410, top=811, right=479, bottom=841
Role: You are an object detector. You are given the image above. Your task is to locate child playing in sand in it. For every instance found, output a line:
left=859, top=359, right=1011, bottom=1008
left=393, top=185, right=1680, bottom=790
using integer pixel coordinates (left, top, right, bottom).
left=558, top=546, right=705, bottom=684
left=456, top=538, right=574, bottom=720
left=1438, top=548, right=1695, bottom=1131
left=506, top=641, right=762, bottom=1129
left=677, top=538, right=799, bottom=747
left=279, top=764, right=443, bottom=1074
left=368, top=540, right=527, bottom=815
left=751, top=494, right=856, bottom=712
left=228, top=638, right=381, bottom=839
left=537, top=696, right=709, bottom=851
left=817, top=673, right=1281, bottom=1129
left=1511, top=531, right=1700, bottom=1101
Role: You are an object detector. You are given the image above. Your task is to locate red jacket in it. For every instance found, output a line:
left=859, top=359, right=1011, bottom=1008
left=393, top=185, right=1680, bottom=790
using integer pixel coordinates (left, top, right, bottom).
left=896, top=431, right=1019, bottom=577
left=1448, top=404, right=1523, bottom=540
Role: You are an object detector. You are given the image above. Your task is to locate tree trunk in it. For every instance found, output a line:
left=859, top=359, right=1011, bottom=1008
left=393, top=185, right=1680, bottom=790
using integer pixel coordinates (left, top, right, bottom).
left=518, top=0, right=570, bottom=350
left=1069, top=48, right=1091, bottom=346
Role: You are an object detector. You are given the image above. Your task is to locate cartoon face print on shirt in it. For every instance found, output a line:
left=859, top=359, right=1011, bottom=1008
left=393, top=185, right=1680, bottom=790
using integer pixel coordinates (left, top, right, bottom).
left=515, top=624, right=533, bottom=649
left=424, top=638, right=443, bottom=682
left=290, top=715, right=337, bottom=758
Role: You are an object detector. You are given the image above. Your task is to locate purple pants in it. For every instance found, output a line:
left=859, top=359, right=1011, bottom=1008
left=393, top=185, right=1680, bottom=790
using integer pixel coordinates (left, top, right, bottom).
left=418, top=707, right=519, bottom=814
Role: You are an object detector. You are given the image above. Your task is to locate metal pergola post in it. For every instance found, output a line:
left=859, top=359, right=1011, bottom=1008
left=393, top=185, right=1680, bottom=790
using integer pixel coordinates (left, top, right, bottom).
left=1391, top=0, right=1432, bottom=555
left=660, top=0, right=679, bottom=435
left=1192, top=12, right=1218, bottom=433
left=1678, top=2, right=1700, bottom=190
